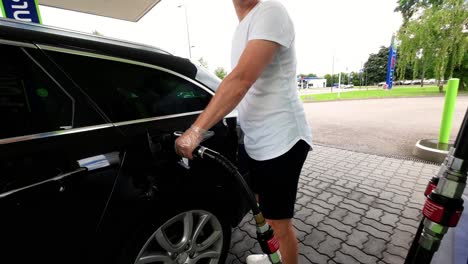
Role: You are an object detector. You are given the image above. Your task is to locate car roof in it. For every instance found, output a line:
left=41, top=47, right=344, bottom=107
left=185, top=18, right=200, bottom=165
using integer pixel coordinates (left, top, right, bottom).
left=0, top=18, right=171, bottom=54
left=0, top=18, right=198, bottom=78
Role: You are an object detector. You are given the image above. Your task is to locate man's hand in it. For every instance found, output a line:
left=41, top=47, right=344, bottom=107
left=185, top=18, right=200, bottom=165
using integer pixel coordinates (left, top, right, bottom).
left=175, top=126, right=207, bottom=159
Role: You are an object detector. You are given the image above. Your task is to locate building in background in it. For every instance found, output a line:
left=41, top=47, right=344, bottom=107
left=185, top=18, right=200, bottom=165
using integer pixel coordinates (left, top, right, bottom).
left=297, top=76, right=327, bottom=89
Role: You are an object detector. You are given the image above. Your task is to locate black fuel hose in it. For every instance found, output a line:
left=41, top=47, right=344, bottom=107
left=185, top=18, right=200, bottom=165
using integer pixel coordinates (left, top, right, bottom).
left=193, top=146, right=261, bottom=216
left=454, top=107, right=468, bottom=159
left=192, top=145, right=282, bottom=264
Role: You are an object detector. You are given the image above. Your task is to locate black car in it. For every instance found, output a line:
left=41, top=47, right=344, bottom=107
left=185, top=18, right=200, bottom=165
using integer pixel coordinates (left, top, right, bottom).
left=0, top=18, right=246, bottom=264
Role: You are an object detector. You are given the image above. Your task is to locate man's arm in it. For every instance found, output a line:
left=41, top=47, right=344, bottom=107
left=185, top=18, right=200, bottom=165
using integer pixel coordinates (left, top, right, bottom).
left=175, top=39, right=280, bottom=159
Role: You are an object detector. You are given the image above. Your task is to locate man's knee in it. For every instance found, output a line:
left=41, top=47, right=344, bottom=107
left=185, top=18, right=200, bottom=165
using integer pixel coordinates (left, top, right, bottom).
left=267, top=219, right=295, bottom=239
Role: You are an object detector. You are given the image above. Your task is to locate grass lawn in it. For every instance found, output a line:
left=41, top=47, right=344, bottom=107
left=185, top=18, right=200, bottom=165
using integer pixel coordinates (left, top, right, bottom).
left=301, top=86, right=468, bottom=102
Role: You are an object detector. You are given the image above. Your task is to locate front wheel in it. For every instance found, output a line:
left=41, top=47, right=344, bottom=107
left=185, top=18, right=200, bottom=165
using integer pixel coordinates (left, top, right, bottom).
left=118, top=205, right=231, bottom=264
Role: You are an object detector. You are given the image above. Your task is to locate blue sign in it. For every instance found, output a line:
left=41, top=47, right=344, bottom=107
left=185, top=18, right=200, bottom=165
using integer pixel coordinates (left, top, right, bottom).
left=385, top=36, right=397, bottom=89
left=1, top=0, right=42, bottom=24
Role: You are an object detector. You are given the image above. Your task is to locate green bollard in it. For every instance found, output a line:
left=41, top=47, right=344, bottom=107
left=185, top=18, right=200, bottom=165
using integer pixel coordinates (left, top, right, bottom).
left=438, top=78, right=460, bottom=144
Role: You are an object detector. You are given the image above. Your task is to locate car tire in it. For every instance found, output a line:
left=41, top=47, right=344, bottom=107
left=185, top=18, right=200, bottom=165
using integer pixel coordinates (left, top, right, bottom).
left=115, top=200, right=232, bottom=264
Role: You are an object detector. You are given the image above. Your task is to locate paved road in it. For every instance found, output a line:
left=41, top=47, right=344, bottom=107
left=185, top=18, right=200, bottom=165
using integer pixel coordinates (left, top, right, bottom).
left=228, top=145, right=439, bottom=264
left=303, top=97, right=468, bottom=157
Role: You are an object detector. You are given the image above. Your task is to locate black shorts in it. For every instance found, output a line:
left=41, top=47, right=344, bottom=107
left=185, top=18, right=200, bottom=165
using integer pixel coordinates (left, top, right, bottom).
left=246, top=140, right=310, bottom=220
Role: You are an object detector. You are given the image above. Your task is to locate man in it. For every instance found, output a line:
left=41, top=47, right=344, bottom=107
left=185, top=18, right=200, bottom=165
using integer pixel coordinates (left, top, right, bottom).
left=175, top=1, right=312, bottom=263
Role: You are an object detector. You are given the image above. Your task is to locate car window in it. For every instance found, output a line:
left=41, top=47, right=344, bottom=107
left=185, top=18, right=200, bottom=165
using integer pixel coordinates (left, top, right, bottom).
left=48, top=51, right=212, bottom=123
left=0, top=44, right=73, bottom=139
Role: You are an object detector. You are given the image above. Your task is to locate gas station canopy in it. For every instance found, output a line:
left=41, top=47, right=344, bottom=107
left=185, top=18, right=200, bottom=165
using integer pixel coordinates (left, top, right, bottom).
left=39, top=0, right=162, bottom=22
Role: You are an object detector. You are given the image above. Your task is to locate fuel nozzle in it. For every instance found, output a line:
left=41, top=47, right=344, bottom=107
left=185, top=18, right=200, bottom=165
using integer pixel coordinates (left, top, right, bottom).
left=253, top=213, right=282, bottom=263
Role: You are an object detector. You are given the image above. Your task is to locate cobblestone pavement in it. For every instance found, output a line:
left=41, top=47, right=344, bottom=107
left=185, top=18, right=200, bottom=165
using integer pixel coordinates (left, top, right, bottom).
left=227, top=145, right=440, bottom=264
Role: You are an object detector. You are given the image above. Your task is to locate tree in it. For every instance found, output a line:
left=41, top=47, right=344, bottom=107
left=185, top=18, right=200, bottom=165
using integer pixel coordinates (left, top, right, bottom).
left=298, top=73, right=317, bottom=78
left=395, top=0, right=419, bottom=24
left=363, top=45, right=415, bottom=86
left=401, top=63, right=415, bottom=81
left=324, top=73, right=354, bottom=87
left=363, top=46, right=389, bottom=85
left=324, top=74, right=333, bottom=87
left=351, top=72, right=361, bottom=86
left=395, top=0, right=444, bottom=25
left=452, top=51, right=468, bottom=90
left=214, top=67, right=227, bottom=80
left=396, top=0, right=467, bottom=91
left=198, top=57, right=208, bottom=70
left=339, top=72, right=349, bottom=85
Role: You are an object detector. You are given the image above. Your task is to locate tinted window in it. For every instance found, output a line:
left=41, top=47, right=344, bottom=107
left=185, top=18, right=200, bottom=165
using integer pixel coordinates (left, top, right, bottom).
left=49, top=51, right=211, bottom=122
left=0, top=44, right=73, bottom=139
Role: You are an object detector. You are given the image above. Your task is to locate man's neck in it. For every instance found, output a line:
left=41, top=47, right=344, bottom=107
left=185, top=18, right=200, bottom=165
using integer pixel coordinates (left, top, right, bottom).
left=234, top=0, right=260, bottom=22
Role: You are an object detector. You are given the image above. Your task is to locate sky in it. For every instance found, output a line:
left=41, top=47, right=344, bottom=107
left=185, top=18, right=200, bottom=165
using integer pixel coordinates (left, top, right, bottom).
left=34, top=0, right=403, bottom=77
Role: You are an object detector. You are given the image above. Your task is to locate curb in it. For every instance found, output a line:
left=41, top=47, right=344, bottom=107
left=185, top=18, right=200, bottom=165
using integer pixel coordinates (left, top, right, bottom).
left=312, top=143, right=442, bottom=166
left=301, top=94, right=468, bottom=104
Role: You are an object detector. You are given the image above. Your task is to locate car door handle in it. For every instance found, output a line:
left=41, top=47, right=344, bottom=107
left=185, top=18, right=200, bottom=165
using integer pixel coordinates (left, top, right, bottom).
left=77, top=152, right=120, bottom=171
left=0, top=168, right=87, bottom=199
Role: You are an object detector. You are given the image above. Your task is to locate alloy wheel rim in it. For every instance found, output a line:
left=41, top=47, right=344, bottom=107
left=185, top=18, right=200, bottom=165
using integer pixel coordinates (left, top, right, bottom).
left=134, top=210, right=224, bottom=264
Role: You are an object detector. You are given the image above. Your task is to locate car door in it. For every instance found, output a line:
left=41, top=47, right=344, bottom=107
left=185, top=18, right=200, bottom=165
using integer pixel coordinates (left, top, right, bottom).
left=43, top=47, right=242, bottom=260
left=0, top=41, right=126, bottom=264
left=43, top=45, right=239, bottom=181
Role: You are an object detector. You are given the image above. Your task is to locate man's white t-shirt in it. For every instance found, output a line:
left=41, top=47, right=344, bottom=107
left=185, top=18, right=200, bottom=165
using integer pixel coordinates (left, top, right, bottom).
left=231, top=0, right=313, bottom=161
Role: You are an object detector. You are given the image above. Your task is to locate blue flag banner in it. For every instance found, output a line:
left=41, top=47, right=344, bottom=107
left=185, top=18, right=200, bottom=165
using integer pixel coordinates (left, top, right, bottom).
left=1, top=0, right=42, bottom=24
left=385, top=36, right=397, bottom=89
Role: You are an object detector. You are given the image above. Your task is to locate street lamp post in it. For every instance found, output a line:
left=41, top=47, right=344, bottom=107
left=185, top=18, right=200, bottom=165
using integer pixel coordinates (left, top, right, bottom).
left=331, top=55, right=335, bottom=93
left=178, top=3, right=192, bottom=59
left=360, top=62, right=363, bottom=90
left=338, top=72, right=341, bottom=98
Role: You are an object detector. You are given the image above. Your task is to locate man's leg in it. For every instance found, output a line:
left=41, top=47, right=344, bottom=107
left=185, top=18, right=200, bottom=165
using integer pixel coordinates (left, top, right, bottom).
left=268, top=219, right=298, bottom=264
left=247, top=140, right=310, bottom=264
